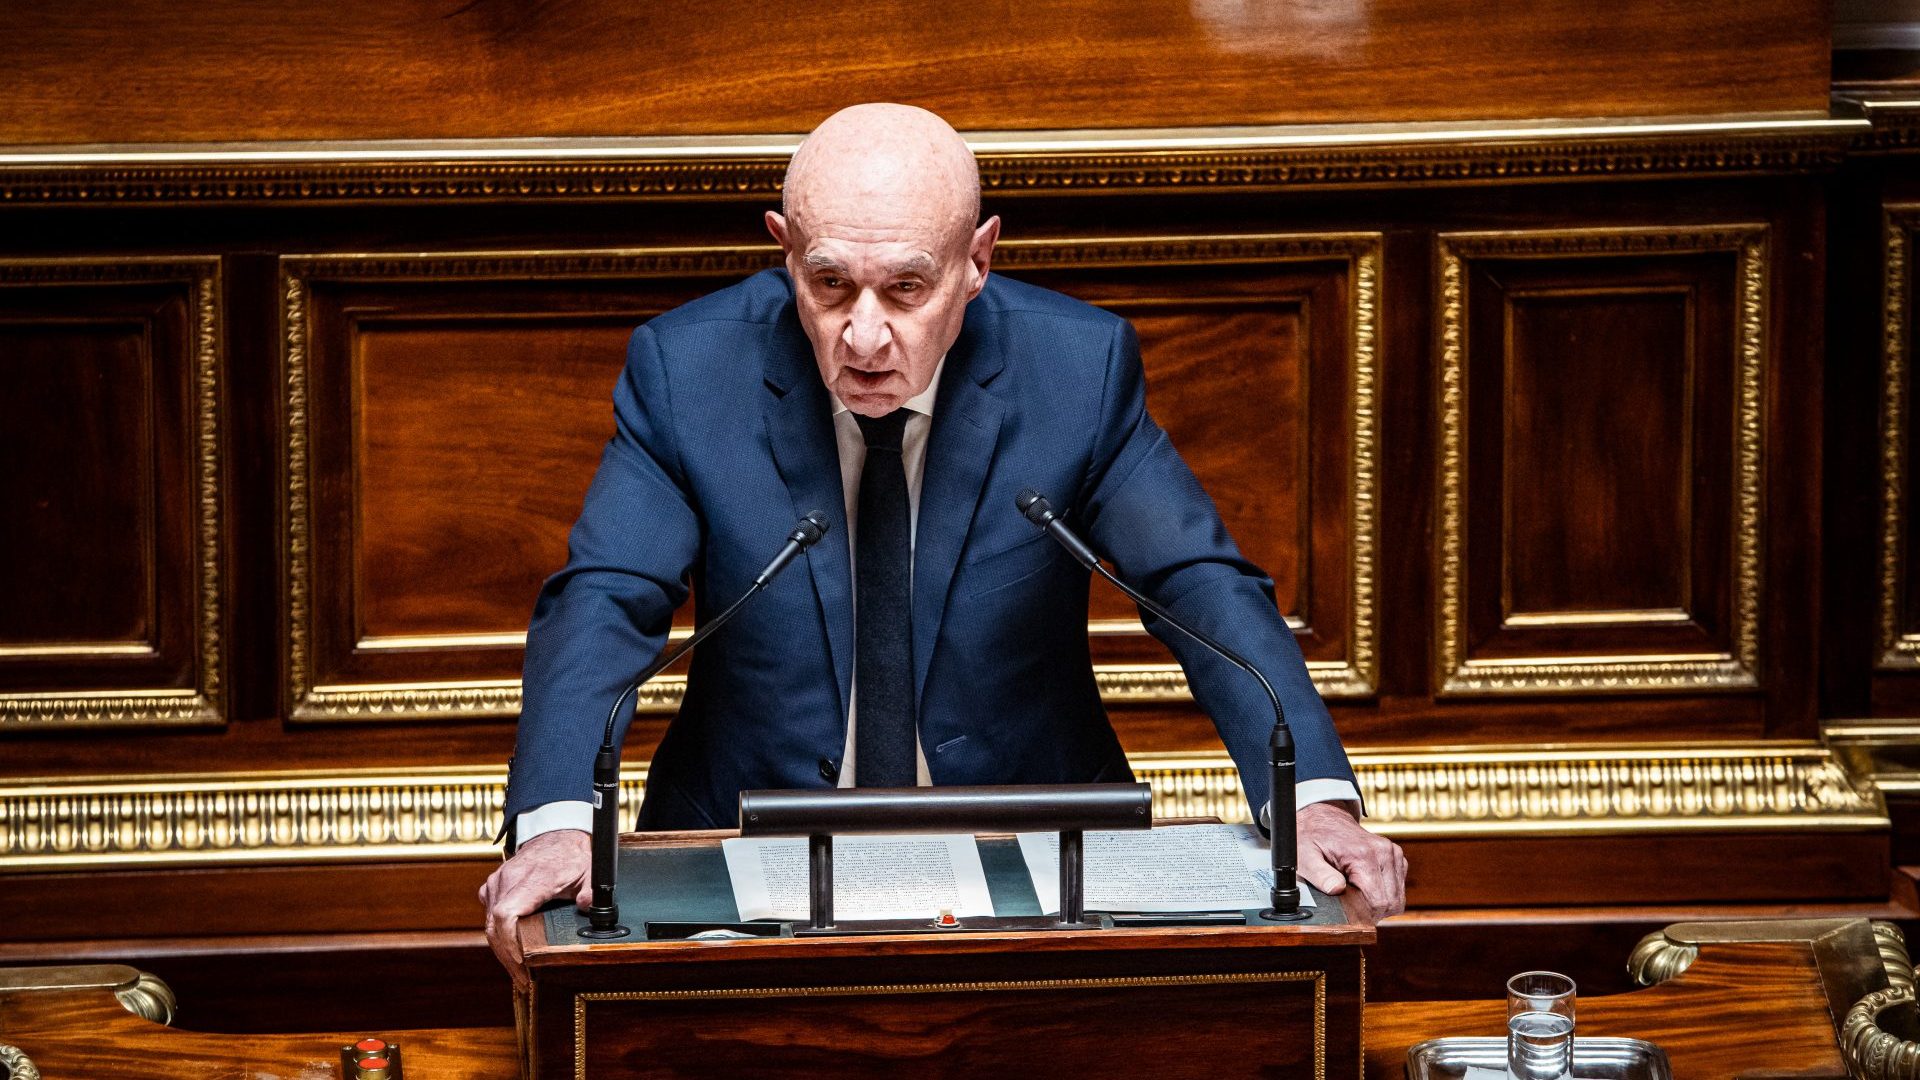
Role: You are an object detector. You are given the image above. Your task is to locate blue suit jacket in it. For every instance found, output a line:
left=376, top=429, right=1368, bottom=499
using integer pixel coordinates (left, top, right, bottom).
left=505, top=268, right=1355, bottom=832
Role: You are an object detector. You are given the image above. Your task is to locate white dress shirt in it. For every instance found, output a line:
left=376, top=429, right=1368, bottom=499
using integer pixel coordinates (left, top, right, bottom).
left=515, top=358, right=1357, bottom=844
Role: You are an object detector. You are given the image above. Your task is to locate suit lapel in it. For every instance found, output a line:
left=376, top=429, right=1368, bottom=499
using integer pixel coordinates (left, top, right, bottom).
left=912, top=312, right=1007, bottom=706
left=763, top=312, right=855, bottom=724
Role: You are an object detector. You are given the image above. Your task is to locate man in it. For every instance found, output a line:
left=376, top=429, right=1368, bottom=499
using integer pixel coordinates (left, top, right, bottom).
left=481, top=103, right=1405, bottom=985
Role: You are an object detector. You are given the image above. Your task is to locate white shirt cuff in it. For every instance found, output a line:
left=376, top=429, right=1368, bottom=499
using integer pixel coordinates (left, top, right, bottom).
left=515, top=800, right=594, bottom=846
left=1258, top=778, right=1364, bottom=830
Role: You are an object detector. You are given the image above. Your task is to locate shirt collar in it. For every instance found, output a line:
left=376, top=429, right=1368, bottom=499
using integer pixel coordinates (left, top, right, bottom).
left=828, top=355, right=947, bottom=419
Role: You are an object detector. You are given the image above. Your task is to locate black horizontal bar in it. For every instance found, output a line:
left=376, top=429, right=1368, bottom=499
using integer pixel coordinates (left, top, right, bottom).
left=737, top=783, right=1153, bottom=837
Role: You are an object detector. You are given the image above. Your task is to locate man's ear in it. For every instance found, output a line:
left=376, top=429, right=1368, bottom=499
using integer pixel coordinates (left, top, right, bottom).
left=964, top=215, right=1001, bottom=300
left=765, top=211, right=794, bottom=254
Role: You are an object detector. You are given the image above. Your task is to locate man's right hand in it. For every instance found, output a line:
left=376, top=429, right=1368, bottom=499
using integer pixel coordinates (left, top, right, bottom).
left=479, top=828, right=591, bottom=991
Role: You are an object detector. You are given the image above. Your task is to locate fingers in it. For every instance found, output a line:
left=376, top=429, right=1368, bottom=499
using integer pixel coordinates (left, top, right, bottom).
left=1295, top=802, right=1410, bottom=920
left=1295, top=842, right=1347, bottom=895
left=477, top=829, right=594, bottom=992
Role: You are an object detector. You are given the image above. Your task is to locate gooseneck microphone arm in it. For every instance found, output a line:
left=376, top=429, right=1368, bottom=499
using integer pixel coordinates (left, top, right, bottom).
left=578, top=511, right=830, bottom=940
left=1015, top=489, right=1307, bottom=921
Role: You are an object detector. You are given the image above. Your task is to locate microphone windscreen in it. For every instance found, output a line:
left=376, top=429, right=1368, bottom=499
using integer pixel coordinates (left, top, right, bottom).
left=795, top=511, right=830, bottom=546
left=1016, top=488, right=1052, bottom=525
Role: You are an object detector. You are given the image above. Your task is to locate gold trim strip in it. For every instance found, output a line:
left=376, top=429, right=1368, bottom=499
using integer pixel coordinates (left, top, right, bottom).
left=573, top=971, right=1326, bottom=1080
left=1433, top=226, right=1767, bottom=695
left=0, top=743, right=1883, bottom=872
left=0, top=643, right=158, bottom=658
left=1882, top=207, right=1920, bottom=670
left=283, top=234, right=1380, bottom=722
left=0, top=257, right=223, bottom=730
left=0, top=113, right=1863, bottom=204
left=1502, top=609, right=1693, bottom=628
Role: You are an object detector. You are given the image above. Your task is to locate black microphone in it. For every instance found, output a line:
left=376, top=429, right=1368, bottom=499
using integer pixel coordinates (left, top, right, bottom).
left=578, top=511, right=830, bottom=939
left=1015, top=489, right=1308, bottom=922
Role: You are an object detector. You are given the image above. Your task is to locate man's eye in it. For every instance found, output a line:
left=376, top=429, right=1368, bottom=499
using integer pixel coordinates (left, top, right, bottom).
left=895, top=281, right=919, bottom=293
left=820, top=276, right=844, bottom=289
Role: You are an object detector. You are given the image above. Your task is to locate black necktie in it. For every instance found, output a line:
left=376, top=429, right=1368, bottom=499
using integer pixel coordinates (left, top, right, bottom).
left=854, top=410, right=915, bottom=787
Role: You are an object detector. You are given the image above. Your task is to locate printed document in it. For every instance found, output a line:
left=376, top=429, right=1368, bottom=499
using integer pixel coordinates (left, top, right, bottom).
left=1016, top=823, right=1313, bottom=913
left=721, top=834, right=994, bottom=922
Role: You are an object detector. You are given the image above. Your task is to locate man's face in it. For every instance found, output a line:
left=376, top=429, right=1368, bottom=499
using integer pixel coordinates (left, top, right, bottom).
left=767, top=208, right=999, bottom=417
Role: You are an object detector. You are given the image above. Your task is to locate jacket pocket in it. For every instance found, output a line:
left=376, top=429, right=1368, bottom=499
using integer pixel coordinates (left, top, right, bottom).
left=963, top=531, right=1058, bottom=598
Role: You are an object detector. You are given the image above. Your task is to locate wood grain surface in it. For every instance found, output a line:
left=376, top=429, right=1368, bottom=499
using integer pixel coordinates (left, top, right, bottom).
left=0, top=929, right=1859, bottom=1079
left=1364, top=941, right=1851, bottom=1079
left=0, top=0, right=1831, bottom=144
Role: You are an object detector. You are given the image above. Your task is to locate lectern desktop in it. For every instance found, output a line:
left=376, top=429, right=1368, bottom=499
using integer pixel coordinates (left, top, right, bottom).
left=515, top=826, right=1372, bottom=1080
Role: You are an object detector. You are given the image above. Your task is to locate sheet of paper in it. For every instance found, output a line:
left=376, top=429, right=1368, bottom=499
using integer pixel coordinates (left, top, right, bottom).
left=1016, top=823, right=1313, bottom=913
left=720, top=834, right=994, bottom=922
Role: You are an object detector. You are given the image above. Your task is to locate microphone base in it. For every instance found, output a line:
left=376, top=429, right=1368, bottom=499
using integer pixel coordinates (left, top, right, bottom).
left=577, top=923, right=632, bottom=939
left=1257, top=907, right=1314, bottom=923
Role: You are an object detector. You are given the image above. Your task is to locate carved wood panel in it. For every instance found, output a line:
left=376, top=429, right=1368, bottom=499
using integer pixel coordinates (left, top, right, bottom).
left=1434, top=227, right=1767, bottom=696
left=282, top=249, right=782, bottom=722
left=1001, top=235, right=1379, bottom=699
left=0, top=258, right=223, bottom=728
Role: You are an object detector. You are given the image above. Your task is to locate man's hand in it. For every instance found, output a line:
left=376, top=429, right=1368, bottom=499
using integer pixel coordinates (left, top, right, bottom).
left=1295, top=801, right=1406, bottom=920
left=478, top=828, right=591, bottom=991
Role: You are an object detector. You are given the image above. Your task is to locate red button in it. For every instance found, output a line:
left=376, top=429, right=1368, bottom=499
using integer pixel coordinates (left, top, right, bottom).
left=359, top=1059, right=390, bottom=1071
left=355, top=1039, right=387, bottom=1053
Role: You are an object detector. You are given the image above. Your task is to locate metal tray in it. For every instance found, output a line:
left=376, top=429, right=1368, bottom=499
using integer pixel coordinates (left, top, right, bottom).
left=1406, top=1036, right=1672, bottom=1079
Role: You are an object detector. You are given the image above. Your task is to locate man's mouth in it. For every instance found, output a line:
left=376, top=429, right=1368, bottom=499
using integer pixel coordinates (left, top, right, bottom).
left=845, top=368, right=893, bottom=388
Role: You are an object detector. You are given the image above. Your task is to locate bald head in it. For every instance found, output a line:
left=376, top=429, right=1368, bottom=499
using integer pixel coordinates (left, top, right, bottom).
left=782, top=103, right=980, bottom=248
left=766, top=104, right=1001, bottom=418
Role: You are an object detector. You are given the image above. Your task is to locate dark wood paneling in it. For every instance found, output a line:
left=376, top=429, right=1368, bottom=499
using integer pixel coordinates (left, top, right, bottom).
left=1400, top=831, right=1890, bottom=907
left=1438, top=231, right=1764, bottom=698
left=0, top=263, right=220, bottom=714
left=0, top=316, right=155, bottom=647
left=290, top=257, right=775, bottom=714
left=1503, top=290, right=1693, bottom=618
left=354, top=320, right=629, bottom=641
left=0, top=1, right=1830, bottom=144
left=1011, top=249, right=1370, bottom=690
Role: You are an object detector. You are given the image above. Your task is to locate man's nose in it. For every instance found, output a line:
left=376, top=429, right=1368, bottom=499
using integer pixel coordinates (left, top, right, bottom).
left=842, top=290, right=892, bottom=358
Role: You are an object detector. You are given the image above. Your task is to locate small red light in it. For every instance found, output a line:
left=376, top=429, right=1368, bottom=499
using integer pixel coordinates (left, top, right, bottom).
left=354, top=1038, right=386, bottom=1053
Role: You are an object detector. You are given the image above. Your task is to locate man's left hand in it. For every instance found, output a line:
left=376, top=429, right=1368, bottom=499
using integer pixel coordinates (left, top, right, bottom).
left=1295, top=801, right=1406, bottom=920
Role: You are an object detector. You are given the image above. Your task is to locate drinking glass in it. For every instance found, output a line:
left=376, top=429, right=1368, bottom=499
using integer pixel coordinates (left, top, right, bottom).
left=1506, top=971, right=1575, bottom=1079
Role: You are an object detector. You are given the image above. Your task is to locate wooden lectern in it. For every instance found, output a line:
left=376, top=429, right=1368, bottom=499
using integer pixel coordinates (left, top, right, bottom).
left=516, top=829, right=1372, bottom=1080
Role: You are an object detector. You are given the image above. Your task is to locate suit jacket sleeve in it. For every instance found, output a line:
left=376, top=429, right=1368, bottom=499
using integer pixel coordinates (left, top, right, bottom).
left=1076, top=318, right=1358, bottom=818
left=504, top=324, right=701, bottom=830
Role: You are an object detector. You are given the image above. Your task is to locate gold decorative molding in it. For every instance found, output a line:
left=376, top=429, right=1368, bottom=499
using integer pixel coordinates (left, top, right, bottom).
left=0, top=112, right=1864, bottom=205
left=1845, top=987, right=1920, bottom=1079
left=1841, top=96, right=1920, bottom=154
left=1882, top=207, right=1920, bottom=670
left=1879, top=922, right=1914, bottom=996
left=575, top=970, right=1326, bottom=1080
left=0, top=743, right=1883, bottom=872
left=0, top=1045, right=37, bottom=1080
left=0, top=258, right=224, bottom=729
left=1349, top=742, right=1882, bottom=836
left=0, top=964, right=175, bottom=1026
left=1844, top=922, right=1920, bottom=1080
left=1626, top=929, right=1697, bottom=987
left=1825, top=718, right=1920, bottom=798
left=283, top=235, right=1379, bottom=721
left=1433, top=226, right=1768, bottom=695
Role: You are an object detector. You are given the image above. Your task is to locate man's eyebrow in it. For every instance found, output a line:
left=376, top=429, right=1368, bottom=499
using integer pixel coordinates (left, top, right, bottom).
left=802, top=252, right=850, bottom=273
left=885, top=253, right=938, bottom=277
